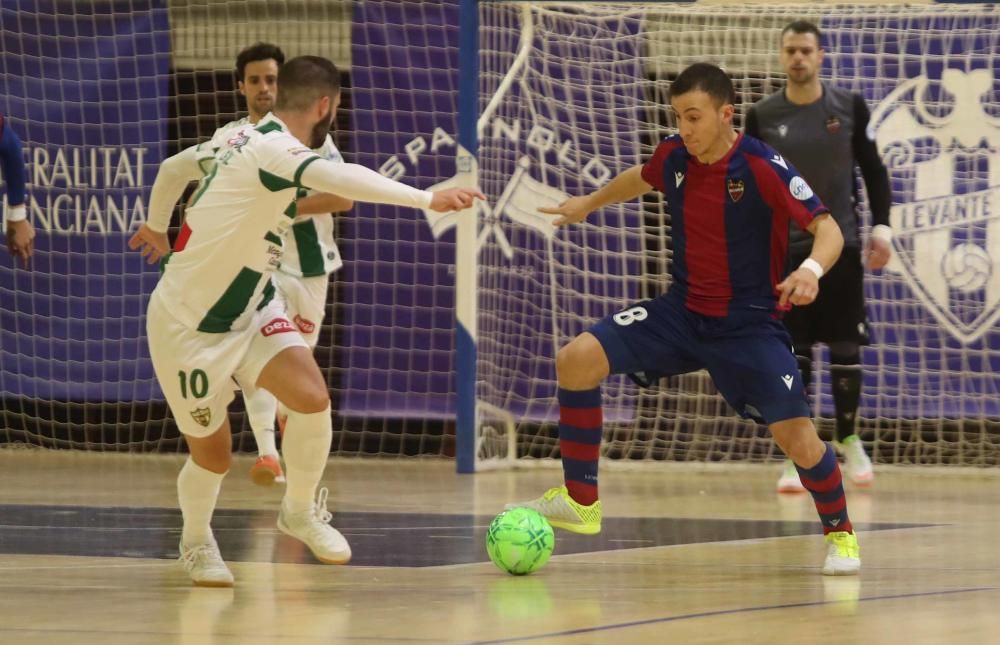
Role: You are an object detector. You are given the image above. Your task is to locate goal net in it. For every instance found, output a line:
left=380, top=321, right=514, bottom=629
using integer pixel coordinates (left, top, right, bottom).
left=0, top=1, right=445, bottom=456
left=474, top=2, right=1000, bottom=467
left=2, top=1, right=998, bottom=469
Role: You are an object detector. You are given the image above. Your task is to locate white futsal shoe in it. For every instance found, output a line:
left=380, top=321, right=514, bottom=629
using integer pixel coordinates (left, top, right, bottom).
left=838, top=435, right=874, bottom=486
left=278, top=487, right=352, bottom=564
left=776, top=460, right=807, bottom=493
left=822, top=531, right=861, bottom=576
left=179, top=541, right=234, bottom=587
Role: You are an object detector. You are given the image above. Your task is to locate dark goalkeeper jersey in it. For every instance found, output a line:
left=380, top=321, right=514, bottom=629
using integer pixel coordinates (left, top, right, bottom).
left=746, top=83, right=891, bottom=256
left=642, top=133, right=829, bottom=318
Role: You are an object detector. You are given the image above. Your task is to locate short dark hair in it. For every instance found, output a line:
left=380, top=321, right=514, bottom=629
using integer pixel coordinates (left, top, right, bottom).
left=670, top=62, right=736, bottom=107
left=235, top=42, right=285, bottom=81
left=275, top=56, right=341, bottom=111
left=781, top=20, right=823, bottom=48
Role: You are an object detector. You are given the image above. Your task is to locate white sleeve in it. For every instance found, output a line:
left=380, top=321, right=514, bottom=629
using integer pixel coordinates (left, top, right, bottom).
left=299, top=159, right=432, bottom=210
left=146, top=144, right=205, bottom=233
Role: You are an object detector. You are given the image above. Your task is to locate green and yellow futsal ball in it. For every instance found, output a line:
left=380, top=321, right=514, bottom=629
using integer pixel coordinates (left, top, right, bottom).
left=486, top=507, right=555, bottom=575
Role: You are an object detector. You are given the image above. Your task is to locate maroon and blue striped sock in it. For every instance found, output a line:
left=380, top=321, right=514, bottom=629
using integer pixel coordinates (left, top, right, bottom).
left=796, top=443, right=853, bottom=534
left=558, top=387, right=602, bottom=506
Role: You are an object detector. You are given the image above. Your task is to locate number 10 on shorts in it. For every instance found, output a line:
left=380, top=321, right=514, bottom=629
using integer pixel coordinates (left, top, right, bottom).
left=613, top=306, right=648, bottom=326
left=178, top=369, right=209, bottom=399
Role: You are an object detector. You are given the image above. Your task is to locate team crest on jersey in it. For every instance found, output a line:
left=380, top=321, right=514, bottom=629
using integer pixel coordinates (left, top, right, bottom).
left=825, top=116, right=841, bottom=134
left=870, top=68, right=1000, bottom=344
left=226, top=132, right=250, bottom=151
left=190, top=407, right=212, bottom=427
left=261, top=318, right=296, bottom=337
left=727, top=178, right=745, bottom=202
left=777, top=124, right=788, bottom=138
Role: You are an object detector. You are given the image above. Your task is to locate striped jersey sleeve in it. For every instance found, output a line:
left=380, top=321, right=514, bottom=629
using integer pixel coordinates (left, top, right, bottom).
left=746, top=145, right=828, bottom=232
left=641, top=137, right=685, bottom=192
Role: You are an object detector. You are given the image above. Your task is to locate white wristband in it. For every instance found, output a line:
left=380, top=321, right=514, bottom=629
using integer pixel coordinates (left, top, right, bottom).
left=4, top=203, right=27, bottom=223
left=800, top=257, right=824, bottom=280
left=871, top=224, right=892, bottom=243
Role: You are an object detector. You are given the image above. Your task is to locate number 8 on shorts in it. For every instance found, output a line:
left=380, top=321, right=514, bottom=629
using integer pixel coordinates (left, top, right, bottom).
left=613, top=306, right=648, bottom=326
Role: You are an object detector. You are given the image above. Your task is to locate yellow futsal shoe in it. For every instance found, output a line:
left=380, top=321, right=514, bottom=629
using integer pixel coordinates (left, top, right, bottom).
left=822, top=531, right=861, bottom=576
left=505, top=485, right=602, bottom=535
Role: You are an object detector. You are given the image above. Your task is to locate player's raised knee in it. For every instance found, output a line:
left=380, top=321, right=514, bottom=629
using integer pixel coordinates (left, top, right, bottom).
left=285, top=381, right=330, bottom=415
left=556, top=333, right=609, bottom=388
left=555, top=339, right=585, bottom=375
left=770, top=417, right=824, bottom=465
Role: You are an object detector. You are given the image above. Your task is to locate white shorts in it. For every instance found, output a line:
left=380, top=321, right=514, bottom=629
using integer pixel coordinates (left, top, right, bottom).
left=146, top=290, right=308, bottom=437
left=273, top=271, right=329, bottom=347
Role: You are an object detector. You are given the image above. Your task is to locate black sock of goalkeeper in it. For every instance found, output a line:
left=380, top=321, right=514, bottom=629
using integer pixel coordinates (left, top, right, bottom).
left=830, top=344, right=862, bottom=443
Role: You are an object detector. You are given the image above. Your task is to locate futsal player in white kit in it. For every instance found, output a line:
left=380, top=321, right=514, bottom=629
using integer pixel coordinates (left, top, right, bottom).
left=129, top=55, right=482, bottom=586
left=142, top=42, right=353, bottom=485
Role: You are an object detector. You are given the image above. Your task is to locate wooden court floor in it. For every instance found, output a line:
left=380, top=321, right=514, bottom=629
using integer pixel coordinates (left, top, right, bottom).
left=1, top=449, right=998, bottom=644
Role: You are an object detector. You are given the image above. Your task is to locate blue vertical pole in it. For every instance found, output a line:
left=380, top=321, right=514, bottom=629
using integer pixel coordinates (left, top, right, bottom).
left=455, top=0, right=479, bottom=473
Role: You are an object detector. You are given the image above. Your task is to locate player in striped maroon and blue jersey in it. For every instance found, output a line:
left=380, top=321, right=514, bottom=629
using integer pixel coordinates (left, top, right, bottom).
left=1, top=114, right=33, bottom=265
left=508, top=62, right=860, bottom=575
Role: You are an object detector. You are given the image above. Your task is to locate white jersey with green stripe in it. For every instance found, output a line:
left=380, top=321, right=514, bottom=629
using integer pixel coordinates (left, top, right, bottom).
left=157, top=113, right=324, bottom=334
left=279, top=133, right=345, bottom=278
left=194, top=116, right=252, bottom=174
left=195, top=120, right=343, bottom=279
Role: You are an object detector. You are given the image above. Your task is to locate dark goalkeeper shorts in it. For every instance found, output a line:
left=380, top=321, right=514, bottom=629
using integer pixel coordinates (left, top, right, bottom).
left=783, top=246, right=871, bottom=346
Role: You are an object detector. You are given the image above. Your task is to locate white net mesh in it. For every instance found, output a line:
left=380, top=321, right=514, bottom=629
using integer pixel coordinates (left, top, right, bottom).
left=0, top=1, right=464, bottom=456
left=2, top=1, right=999, bottom=468
left=476, top=2, right=1000, bottom=467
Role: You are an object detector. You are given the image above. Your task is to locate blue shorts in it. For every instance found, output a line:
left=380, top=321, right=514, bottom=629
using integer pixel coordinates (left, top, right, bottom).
left=589, top=295, right=809, bottom=425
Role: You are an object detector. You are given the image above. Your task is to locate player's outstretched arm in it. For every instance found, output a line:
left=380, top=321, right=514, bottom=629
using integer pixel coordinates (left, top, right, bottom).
left=428, top=187, right=483, bottom=212
left=299, top=159, right=483, bottom=212
left=803, top=213, right=844, bottom=272
left=146, top=144, right=205, bottom=234
left=296, top=192, right=354, bottom=216
left=539, top=165, right=651, bottom=227
left=777, top=213, right=844, bottom=307
left=129, top=145, right=202, bottom=265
